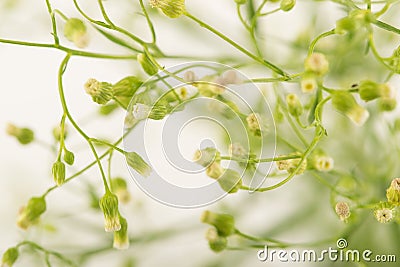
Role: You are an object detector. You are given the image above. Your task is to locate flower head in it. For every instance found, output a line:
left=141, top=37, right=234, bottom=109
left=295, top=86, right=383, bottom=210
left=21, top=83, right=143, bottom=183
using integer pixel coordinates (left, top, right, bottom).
left=205, top=227, right=227, bottom=253
left=193, top=147, right=220, bottom=167
left=386, top=178, right=400, bottom=205
left=246, top=113, right=268, bottom=137
left=99, top=191, right=121, bottom=232
left=332, top=91, right=369, bottom=126
left=301, top=75, right=318, bottom=93
left=111, top=177, right=131, bottom=204
left=201, top=210, right=235, bottom=237
left=125, top=151, right=152, bottom=177
left=6, top=123, right=34, bottom=145
left=1, top=247, right=19, bottom=267
left=52, top=161, right=66, bottom=187
left=304, top=53, right=329, bottom=76
left=84, top=78, right=113, bottom=105
left=64, top=18, right=88, bottom=48
left=335, top=202, right=350, bottom=222
left=374, top=206, right=395, bottom=224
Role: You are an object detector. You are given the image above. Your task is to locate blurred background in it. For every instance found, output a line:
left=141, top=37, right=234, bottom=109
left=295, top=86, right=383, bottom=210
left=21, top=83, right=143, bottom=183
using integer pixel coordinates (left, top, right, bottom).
left=1, top=0, right=399, bottom=266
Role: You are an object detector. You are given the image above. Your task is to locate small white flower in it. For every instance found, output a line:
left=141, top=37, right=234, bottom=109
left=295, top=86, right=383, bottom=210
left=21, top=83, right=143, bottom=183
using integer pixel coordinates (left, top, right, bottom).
left=315, top=156, right=334, bottom=172
left=374, top=208, right=394, bottom=223
left=229, top=143, right=247, bottom=158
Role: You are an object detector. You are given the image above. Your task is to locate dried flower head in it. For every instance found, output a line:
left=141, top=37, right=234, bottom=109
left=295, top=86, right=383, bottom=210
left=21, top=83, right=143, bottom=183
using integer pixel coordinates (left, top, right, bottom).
left=99, top=191, right=121, bottom=232
left=84, top=78, right=113, bottom=105
left=335, top=202, right=351, bottom=222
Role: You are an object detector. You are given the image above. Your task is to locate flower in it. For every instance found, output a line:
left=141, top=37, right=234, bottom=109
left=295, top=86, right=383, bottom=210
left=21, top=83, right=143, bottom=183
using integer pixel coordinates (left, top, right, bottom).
left=201, top=211, right=235, bottom=237
left=99, top=191, right=121, bottom=232
left=84, top=78, right=113, bottom=105
left=125, top=151, right=152, bottom=177
left=286, top=93, right=303, bottom=117
left=374, top=207, right=395, bottom=224
left=304, top=53, right=329, bottom=76
left=301, top=75, right=318, bottom=93
left=17, top=196, right=46, bottom=230
left=276, top=152, right=307, bottom=174
left=6, top=123, right=34, bottom=145
left=113, top=215, right=129, bottom=250
left=331, top=91, right=369, bottom=126
left=64, top=18, right=89, bottom=48
left=386, top=178, right=400, bottom=205
left=137, top=53, right=158, bottom=75
left=205, top=227, right=227, bottom=253
left=206, top=162, right=224, bottom=179
left=246, top=113, right=268, bottom=137
left=111, top=177, right=131, bottom=204
left=280, top=0, right=296, bottom=12
left=335, top=202, right=350, bottom=222
left=217, top=169, right=242, bottom=193
left=193, top=147, right=220, bottom=167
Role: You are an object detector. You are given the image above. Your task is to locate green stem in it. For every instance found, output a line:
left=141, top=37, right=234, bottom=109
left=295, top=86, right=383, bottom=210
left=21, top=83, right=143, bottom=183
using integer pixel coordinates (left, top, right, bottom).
left=44, top=0, right=59, bottom=45
left=139, top=0, right=157, bottom=43
left=308, top=29, right=335, bottom=55
left=220, top=154, right=301, bottom=163
left=184, top=12, right=288, bottom=77
left=373, top=20, right=400, bottom=35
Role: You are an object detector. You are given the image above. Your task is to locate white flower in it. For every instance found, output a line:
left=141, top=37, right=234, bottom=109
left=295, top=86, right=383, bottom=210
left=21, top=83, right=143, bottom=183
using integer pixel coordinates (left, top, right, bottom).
left=374, top=208, right=394, bottom=223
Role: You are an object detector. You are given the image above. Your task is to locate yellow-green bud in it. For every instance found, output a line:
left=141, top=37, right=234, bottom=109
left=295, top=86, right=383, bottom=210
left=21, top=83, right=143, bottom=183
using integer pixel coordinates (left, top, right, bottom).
left=276, top=152, right=307, bottom=174
left=217, top=169, right=242, bottom=194
left=205, top=228, right=227, bottom=253
left=304, top=53, right=329, bottom=76
left=99, top=191, right=121, bottom=232
left=1, top=247, right=19, bottom=267
left=6, top=123, right=34, bottom=145
left=63, top=149, right=75, bottom=166
left=246, top=113, right=267, bottom=137
left=193, top=147, right=220, bottom=167
left=201, top=211, right=235, bottom=237
left=335, top=17, right=358, bottom=35
left=335, top=202, right=350, bottom=222
left=358, top=80, right=393, bottom=101
left=300, top=74, right=318, bottom=93
left=52, top=124, right=68, bottom=142
left=280, top=0, right=295, bottom=12
left=99, top=102, right=119, bottom=116
left=331, top=91, right=369, bottom=126
left=206, top=162, right=224, bottom=179
left=374, top=203, right=395, bottom=224
left=113, top=215, right=129, bottom=250
left=286, top=94, right=303, bottom=117
left=195, top=81, right=226, bottom=97
left=137, top=53, right=158, bottom=76
left=335, top=10, right=375, bottom=35
left=378, top=97, right=397, bottom=112
left=84, top=78, right=113, bottom=105
left=149, top=0, right=186, bottom=18
left=17, top=196, right=46, bottom=230
left=125, top=151, right=152, bottom=177
left=111, top=177, right=131, bottom=204
left=149, top=104, right=169, bottom=120
left=386, top=178, right=400, bottom=205
left=112, top=76, right=143, bottom=97
left=52, top=161, right=66, bottom=187
left=64, top=18, right=88, bottom=48
left=389, top=45, right=400, bottom=74
left=235, top=0, right=247, bottom=5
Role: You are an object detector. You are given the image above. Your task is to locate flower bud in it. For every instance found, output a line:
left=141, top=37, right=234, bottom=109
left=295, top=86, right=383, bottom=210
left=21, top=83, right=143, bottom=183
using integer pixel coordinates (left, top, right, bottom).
left=389, top=45, right=400, bottom=74
left=1, top=247, right=19, bottom=267
left=52, top=125, right=68, bottom=141
left=99, top=191, right=121, bottom=232
left=111, top=177, right=131, bottom=204
left=193, top=147, right=220, bottom=167
left=84, top=78, right=113, bottom=105
left=206, top=162, right=224, bottom=179
left=113, top=215, right=129, bottom=250
left=335, top=202, right=350, bottom=222
left=183, top=70, right=197, bottom=82
left=246, top=113, right=268, bottom=137
left=378, top=97, right=397, bottom=112
left=196, top=81, right=226, bottom=97
left=52, top=161, right=66, bottom=186
left=6, top=123, right=34, bottom=145
left=374, top=203, right=395, bottom=224
left=331, top=91, right=369, bottom=126
left=358, top=80, right=393, bottom=101
left=335, top=10, right=375, bottom=35
left=125, top=151, right=152, bottom=177
left=149, top=0, right=186, bottom=18
left=17, top=196, right=46, bottom=230
left=112, top=76, right=143, bottom=97
left=229, top=143, right=247, bottom=158
left=386, top=178, right=400, bottom=205
left=99, top=102, right=119, bottom=116
left=201, top=210, right=235, bottom=237
left=137, top=53, right=158, bottom=76
left=217, top=169, right=242, bottom=194
left=234, top=0, right=247, bottom=5
left=300, top=74, right=318, bottom=93
left=304, top=53, right=329, bottom=76
left=64, top=18, right=89, bottom=48
left=276, top=152, right=307, bottom=174
left=286, top=94, right=303, bottom=117
left=280, top=0, right=295, bottom=12
left=205, top=227, right=227, bottom=253
left=148, top=104, right=169, bottom=120
left=63, top=149, right=75, bottom=165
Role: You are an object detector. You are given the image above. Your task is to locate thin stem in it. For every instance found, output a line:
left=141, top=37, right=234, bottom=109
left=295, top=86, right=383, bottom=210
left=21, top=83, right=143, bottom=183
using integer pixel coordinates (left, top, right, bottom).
left=139, top=0, right=157, bottom=43
left=220, top=154, right=301, bottom=163
left=184, top=12, right=288, bottom=77
left=308, top=29, right=335, bottom=55
left=44, top=0, right=59, bottom=45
